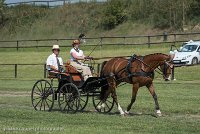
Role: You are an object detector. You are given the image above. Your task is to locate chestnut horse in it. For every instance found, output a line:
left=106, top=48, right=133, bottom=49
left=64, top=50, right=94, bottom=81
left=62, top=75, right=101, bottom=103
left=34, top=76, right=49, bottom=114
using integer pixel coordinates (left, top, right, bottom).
left=98, top=53, right=174, bottom=116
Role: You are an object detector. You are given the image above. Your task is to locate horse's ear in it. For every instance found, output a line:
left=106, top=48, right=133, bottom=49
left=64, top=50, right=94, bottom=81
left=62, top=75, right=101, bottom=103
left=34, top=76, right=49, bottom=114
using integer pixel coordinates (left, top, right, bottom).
left=168, top=54, right=175, bottom=62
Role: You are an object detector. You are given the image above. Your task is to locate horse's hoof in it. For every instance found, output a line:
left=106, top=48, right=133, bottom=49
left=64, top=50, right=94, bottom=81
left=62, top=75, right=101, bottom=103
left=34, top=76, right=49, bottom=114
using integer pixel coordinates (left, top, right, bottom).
left=157, top=113, right=162, bottom=117
left=156, top=110, right=162, bottom=117
left=120, top=114, right=125, bottom=117
left=124, top=110, right=130, bottom=115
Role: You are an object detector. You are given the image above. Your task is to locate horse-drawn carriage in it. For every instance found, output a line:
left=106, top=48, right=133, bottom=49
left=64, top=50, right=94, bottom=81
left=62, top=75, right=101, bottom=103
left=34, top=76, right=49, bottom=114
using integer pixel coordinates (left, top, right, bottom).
left=31, top=61, right=114, bottom=113
left=31, top=53, right=174, bottom=116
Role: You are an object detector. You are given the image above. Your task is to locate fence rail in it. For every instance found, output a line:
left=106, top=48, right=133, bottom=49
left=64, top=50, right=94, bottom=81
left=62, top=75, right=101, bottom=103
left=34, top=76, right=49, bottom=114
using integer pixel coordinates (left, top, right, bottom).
left=0, top=63, right=102, bottom=78
left=1, top=32, right=200, bottom=50
left=0, top=62, right=200, bottom=79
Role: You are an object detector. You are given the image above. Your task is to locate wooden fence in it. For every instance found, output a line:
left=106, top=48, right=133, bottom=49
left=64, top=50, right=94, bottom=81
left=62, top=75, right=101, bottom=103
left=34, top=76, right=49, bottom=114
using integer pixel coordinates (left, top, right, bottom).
left=1, top=32, right=200, bottom=50
left=1, top=62, right=200, bottom=79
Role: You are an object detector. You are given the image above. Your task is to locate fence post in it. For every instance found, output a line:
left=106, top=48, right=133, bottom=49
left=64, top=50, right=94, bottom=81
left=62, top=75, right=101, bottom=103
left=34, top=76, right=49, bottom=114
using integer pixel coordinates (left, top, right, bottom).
left=148, top=36, right=151, bottom=48
left=47, top=1, right=49, bottom=8
left=174, top=34, right=177, bottom=45
left=44, top=64, right=47, bottom=78
left=171, top=66, right=175, bottom=80
left=14, top=64, right=17, bottom=78
left=17, top=41, right=19, bottom=51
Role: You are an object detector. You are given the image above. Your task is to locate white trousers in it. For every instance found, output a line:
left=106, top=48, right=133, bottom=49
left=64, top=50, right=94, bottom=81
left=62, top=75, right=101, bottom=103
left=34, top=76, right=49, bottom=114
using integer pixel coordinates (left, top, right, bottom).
left=70, top=61, right=92, bottom=81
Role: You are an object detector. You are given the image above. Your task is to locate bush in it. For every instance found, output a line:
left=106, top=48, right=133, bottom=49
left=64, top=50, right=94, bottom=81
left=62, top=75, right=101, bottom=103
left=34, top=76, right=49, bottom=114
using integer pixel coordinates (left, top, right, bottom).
left=101, top=0, right=127, bottom=30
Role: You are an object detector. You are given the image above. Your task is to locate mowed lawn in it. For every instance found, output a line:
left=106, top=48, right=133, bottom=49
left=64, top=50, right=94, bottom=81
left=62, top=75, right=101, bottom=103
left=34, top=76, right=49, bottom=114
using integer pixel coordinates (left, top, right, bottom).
left=0, top=44, right=200, bottom=133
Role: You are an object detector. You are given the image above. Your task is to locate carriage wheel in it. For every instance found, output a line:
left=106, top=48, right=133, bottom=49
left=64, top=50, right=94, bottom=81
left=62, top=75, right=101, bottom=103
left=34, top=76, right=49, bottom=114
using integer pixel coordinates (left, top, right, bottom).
left=92, top=87, right=114, bottom=113
left=58, top=83, right=80, bottom=113
left=31, top=79, right=54, bottom=111
left=78, top=93, right=89, bottom=111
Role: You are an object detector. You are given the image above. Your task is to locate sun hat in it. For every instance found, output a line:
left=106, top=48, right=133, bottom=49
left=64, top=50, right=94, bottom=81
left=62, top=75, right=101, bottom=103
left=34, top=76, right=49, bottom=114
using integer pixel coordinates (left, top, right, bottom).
left=73, top=40, right=80, bottom=44
left=52, top=45, right=60, bottom=50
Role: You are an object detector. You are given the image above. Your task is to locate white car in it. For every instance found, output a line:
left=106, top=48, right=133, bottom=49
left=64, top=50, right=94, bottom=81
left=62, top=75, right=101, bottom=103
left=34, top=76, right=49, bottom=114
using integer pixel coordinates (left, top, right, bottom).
left=170, top=40, right=200, bottom=65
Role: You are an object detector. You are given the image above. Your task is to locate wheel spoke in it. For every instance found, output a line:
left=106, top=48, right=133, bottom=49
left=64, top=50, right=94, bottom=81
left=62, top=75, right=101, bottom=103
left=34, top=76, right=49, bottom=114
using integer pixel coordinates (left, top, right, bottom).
left=63, top=103, right=68, bottom=111
left=34, top=91, right=41, bottom=96
left=44, top=99, right=50, bottom=109
left=43, top=100, right=46, bottom=111
left=36, top=84, right=42, bottom=93
left=79, top=103, right=83, bottom=109
left=106, top=99, right=113, bottom=104
left=35, top=99, right=42, bottom=108
left=60, top=101, right=66, bottom=106
left=46, top=98, right=53, bottom=102
left=44, top=81, right=47, bottom=93
left=95, top=101, right=101, bottom=107
left=40, top=81, right=43, bottom=93
left=105, top=102, right=110, bottom=109
left=33, top=96, right=41, bottom=101
left=40, top=99, right=43, bottom=111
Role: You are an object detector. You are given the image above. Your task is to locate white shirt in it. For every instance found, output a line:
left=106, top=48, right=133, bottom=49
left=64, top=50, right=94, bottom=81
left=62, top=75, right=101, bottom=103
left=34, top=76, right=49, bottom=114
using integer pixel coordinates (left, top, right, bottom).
left=70, top=48, right=84, bottom=61
left=46, top=53, right=63, bottom=70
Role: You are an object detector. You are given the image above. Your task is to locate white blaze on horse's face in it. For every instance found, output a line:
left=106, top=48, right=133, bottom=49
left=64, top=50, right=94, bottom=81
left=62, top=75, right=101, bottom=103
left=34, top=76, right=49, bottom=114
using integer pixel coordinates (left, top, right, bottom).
left=161, top=62, right=173, bottom=81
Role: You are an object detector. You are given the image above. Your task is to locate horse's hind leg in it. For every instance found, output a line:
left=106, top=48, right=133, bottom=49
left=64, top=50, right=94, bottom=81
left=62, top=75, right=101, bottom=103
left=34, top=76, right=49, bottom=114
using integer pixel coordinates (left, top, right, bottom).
left=146, top=83, right=162, bottom=116
left=111, top=88, right=125, bottom=115
left=125, top=84, right=139, bottom=114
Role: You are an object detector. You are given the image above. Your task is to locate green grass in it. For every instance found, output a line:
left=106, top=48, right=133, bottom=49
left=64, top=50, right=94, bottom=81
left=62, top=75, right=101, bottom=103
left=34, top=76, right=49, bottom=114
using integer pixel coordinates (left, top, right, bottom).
left=0, top=79, right=199, bottom=134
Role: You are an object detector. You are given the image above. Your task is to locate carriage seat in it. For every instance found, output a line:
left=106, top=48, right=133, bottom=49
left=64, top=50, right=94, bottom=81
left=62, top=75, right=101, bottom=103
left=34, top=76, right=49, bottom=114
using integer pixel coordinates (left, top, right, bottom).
left=65, top=60, right=80, bottom=74
left=65, top=60, right=83, bottom=82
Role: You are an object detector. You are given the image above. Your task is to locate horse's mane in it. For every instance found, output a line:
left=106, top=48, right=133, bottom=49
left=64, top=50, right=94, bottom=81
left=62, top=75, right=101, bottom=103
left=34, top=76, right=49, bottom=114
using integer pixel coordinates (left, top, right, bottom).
left=144, top=53, right=168, bottom=58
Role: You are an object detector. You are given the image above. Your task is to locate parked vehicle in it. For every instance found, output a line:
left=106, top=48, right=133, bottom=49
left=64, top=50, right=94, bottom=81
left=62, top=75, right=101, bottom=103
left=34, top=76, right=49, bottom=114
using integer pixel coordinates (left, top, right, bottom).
left=170, top=40, right=200, bottom=65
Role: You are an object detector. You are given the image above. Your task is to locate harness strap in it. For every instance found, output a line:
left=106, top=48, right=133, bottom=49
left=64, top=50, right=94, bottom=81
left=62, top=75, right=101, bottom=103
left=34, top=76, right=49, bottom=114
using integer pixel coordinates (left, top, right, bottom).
left=126, top=54, right=137, bottom=75
left=126, top=54, right=153, bottom=82
left=130, top=72, right=154, bottom=78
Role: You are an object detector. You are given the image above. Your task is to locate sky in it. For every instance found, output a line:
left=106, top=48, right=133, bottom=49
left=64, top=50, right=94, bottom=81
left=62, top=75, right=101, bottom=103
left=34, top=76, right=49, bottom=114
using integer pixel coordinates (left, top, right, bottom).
left=5, top=0, right=107, bottom=4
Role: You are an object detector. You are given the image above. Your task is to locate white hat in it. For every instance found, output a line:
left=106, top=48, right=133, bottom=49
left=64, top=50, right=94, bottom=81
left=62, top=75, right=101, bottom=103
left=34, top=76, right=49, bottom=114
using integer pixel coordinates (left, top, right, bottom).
left=52, top=45, right=60, bottom=50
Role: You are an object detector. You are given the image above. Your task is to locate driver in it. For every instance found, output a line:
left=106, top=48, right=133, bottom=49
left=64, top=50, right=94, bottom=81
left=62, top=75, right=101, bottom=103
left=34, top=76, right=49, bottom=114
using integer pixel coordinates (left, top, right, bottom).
left=70, top=40, right=92, bottom=81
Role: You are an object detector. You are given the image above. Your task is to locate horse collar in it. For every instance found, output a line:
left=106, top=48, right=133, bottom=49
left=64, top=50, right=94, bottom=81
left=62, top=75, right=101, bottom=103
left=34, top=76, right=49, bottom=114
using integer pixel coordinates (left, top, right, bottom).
left=126, top=54, right=137, bottom=81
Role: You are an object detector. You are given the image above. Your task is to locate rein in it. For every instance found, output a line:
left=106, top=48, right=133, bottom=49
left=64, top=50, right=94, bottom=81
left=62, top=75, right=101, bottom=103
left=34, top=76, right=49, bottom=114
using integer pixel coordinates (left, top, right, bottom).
left=87, top=39, right=102, bottom=57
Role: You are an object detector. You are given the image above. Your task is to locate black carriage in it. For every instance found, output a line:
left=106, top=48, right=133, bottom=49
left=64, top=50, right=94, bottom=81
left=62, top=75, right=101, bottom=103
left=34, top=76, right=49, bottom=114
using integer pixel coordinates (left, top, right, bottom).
left=31, top=62, right=114, bottom=113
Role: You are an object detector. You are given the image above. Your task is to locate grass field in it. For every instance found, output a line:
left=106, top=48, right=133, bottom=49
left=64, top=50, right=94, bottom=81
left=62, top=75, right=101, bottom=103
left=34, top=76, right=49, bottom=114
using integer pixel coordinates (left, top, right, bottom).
left=0, top=45, right=200, bottom=133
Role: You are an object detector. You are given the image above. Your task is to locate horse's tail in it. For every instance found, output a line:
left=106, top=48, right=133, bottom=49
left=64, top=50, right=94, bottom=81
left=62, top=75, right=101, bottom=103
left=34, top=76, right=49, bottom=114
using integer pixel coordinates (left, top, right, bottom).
left=100, top=61, right=109, bottom=101
left=100, top=61, right=107, bottom=77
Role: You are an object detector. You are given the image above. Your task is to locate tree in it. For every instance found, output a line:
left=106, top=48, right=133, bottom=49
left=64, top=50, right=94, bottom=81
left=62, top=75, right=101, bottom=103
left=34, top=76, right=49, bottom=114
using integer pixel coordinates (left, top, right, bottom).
left=101, top=0, right=127, bottom=30
left=0, top=0, right=5, bottom=26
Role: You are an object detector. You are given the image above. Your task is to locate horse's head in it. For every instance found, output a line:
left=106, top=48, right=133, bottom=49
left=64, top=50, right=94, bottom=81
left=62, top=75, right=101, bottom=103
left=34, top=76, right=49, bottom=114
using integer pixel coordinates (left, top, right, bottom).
left=160, top=61, right=174, bottom=81
left=160, top=54, right=174, bottom=81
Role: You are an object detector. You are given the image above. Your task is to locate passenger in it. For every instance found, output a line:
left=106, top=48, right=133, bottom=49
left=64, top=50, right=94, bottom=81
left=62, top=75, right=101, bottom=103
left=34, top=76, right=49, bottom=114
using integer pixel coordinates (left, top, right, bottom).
left=70, top=40, right=93, bottom=81
left=46, top=45, right=64, bottom=77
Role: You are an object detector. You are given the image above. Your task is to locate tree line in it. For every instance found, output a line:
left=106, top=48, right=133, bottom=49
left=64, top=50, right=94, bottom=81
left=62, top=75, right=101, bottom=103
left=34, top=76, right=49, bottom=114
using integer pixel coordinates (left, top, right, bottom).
left=102, top=0, right=200, bottom=30
left=0, top=0, right=200, bottom=33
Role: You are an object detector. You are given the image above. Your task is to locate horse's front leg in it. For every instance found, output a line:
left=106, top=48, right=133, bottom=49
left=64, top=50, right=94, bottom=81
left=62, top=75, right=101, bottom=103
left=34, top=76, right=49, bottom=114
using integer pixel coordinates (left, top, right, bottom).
left=146, top=83, right=162, bottom=116
left=125, top=83, right=139, bottom=115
